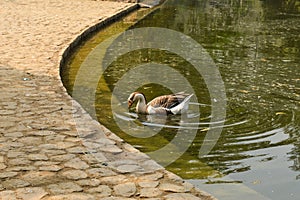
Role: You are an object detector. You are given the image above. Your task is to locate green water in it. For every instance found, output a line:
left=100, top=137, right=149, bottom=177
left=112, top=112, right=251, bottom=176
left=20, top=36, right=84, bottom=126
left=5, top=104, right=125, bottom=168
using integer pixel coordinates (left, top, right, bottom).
left=61, top=0, right=300, bottom=199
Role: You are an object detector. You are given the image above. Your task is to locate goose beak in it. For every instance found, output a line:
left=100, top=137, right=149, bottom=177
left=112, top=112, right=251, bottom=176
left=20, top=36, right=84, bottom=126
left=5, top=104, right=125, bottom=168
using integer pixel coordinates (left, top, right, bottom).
left=128, top=100, right=133, bottom=108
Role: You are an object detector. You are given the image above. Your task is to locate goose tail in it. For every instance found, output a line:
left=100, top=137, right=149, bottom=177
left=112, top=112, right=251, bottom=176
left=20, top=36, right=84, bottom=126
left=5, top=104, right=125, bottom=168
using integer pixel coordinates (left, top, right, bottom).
left=170, top=94, right=193, bottom=115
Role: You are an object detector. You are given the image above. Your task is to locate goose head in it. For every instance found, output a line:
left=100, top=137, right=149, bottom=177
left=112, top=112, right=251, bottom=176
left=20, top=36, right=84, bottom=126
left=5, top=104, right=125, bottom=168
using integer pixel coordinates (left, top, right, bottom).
left=127, top=92, right=147, bottom=108
left=127, top=92, right=136, bottom=108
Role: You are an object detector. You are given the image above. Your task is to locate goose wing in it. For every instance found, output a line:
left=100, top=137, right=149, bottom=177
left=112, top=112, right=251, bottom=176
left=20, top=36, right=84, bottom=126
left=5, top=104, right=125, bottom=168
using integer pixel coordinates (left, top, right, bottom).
left=147, top=92, right=191, bottom=109
left=146, top=106, right=172, bottom=115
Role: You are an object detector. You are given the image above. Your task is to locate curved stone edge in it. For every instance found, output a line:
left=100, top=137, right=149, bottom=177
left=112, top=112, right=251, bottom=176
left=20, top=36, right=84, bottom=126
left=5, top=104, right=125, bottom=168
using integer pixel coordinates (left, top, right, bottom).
left=56, top=3, right=217, bottom=200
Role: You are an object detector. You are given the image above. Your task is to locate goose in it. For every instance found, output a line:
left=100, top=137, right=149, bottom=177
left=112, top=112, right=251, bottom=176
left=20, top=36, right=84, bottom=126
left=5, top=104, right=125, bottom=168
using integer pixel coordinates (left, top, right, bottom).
left=127, top=92, right=193, bottom=115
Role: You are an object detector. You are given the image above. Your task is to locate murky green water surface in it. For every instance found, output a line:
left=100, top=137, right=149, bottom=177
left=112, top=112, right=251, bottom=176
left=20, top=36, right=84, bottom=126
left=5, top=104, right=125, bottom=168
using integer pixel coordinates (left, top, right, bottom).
left=61, top=0, right=300, bottom=199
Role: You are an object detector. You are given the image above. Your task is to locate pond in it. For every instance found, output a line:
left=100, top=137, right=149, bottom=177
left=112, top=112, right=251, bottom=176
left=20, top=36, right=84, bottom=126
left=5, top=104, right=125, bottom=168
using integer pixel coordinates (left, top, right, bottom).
left=61, top=0, right=300, bottom=199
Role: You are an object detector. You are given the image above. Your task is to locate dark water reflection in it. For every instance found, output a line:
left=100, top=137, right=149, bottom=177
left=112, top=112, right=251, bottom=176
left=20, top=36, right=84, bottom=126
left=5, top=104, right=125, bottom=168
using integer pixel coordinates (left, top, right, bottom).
left=61, top=0, right=300, bottom=199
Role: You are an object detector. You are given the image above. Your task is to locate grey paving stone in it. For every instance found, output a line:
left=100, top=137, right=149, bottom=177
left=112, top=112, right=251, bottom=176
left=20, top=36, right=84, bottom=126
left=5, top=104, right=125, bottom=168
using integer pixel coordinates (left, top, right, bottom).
left=8, top=166, right=37, bottom=172
left=22, top=171, right=57, bottom=186
left=76, top=179, right=101, bottom=187
left=34, top=161, right=60, bottom=166
left=41, top=149, right=66, bottom=156
left=8, top=158, right=31, bottom=166
left=28, top=154, right=49, bottom=161
left=100, top=175, right=128, bottom=185
left=116, top=164, right=144, bottom=173
left=64, top=158, right=89, bottom=170
left=3, top=132, right=23, bottom=138
left=67, top=146, right=91, bottom=154
left=39, top=165, right=62, bottom=172
left=139, top=172, right=164, bottom=181
left=82, top=152, right=108, bottom=164
left=61, top=169, right=88, bottom=180
left=50, top=154, right=76, bottom=162
left=0, top=171, right=18, bottom=179
left=138, top=181, right=159, bottom=188
left=86, top=185, right=112, bottom=197
left=29, top=130, right=56, bottom=136
left=110, top=159, right=138, bottom=167
left=2, top=179, right=30, bottom=189
left=47, top=182, right=83, bottom=195
left=142, top=160, right=164, bottom=171
left=16, top=187, right=48, bottom=200
left=183, top=181, right=195, bottom=192
left=86, top=167, right=117, bottom=177
left=140, top=187, right=162, bottom=198
left=56, top=141, right=77, bottom=149
left=113, top=182, right=136, bottom=197
left=99, top=145, right=123, bottom=154
left=159, top=183, right=185, bottom=193
left=164, top=193, right=202, bottom=200
left=18, top=136, right=42, bottom=146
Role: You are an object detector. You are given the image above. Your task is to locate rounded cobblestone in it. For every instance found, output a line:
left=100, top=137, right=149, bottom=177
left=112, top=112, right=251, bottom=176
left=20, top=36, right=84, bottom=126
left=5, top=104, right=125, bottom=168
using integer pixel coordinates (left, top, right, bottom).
left=140, top=188, right=163, bottom=198
left=16, top=187, right=48, bottom=200
left=22, top=171, right=57, bottom=186
left=61, top=169, right=88, bottom=180
left=86, top=185, right=112, bottom=197
left=47, top=182, right=83, bottom=195
left=113, top=182, right=136, bottom=197
left=64, top=158, right=89, bottom=170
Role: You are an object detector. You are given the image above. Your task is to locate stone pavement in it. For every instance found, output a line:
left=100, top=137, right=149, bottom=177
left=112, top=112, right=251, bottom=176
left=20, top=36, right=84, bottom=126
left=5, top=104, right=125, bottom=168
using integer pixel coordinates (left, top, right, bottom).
left=0, top=0, right=216, bottom=199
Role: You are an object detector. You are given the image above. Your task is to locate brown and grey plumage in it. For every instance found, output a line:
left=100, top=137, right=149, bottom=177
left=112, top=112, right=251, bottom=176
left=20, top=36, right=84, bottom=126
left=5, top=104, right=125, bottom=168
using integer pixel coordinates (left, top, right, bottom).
left=127, top=92, right=193, bottom=115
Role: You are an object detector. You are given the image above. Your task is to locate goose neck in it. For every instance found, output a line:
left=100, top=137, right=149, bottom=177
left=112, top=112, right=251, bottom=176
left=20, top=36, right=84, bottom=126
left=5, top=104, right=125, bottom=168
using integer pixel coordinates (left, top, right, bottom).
left=135, top=93, right=147, bottom=113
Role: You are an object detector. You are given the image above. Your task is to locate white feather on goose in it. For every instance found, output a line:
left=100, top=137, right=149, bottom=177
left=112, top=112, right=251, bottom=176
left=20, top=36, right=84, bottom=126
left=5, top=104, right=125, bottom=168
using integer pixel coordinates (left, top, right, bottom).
left=127, top=92, right=193, bottom=115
